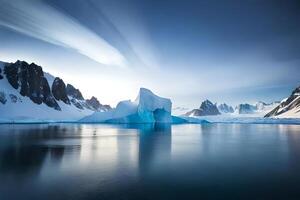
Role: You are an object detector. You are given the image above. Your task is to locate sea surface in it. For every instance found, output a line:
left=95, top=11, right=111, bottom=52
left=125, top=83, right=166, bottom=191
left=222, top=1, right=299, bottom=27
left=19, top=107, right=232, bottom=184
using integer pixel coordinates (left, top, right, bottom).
left=0, top=123, right=300, bottom=200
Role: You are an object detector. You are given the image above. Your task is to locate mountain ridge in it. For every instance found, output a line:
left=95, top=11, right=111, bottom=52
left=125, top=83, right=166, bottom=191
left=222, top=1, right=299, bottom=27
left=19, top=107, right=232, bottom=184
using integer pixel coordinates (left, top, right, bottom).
left=0, top=60, right=111, bottom=122
left=184, top=100, right=279, bottom=117
left=265, top=85, right=300, bottom=118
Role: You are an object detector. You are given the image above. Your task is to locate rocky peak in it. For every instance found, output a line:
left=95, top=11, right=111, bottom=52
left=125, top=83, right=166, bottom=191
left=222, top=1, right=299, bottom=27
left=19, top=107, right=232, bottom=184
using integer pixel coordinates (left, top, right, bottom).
left=52, top=77, right=70, bottom=105
left=199, top=100, right=220, bottom=115
left=66, top=84, right=84, bottom=100
left=86, top=96, right=112, bottom=111
left=3, top=60, right=60, bottom=110
left=86, top=96, right=101, bottom=110
left=184, top=99, right=220, bottom=116
left=292, top=86, right=300, bottom=96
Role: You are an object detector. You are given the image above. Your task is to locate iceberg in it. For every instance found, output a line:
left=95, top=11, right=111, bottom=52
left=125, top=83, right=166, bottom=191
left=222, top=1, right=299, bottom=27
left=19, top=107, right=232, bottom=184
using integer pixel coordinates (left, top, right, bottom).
left=80, top=88, right=173, bottom=123
left=135, top=88, right=172, bottom=123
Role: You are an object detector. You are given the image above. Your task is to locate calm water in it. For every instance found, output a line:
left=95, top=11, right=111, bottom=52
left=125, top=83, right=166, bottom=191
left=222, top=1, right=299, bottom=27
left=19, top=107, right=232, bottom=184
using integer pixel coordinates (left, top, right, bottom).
left=0, top=123, right=300, bottom=200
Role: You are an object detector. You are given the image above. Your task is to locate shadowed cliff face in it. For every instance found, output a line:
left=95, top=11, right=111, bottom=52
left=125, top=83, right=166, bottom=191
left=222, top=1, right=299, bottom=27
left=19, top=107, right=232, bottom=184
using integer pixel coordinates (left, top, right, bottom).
left=52, top=77, right=70, bottom=105
left=4, top=60, right=60, bottom=110
left=66, top=84, right=84, bottom=100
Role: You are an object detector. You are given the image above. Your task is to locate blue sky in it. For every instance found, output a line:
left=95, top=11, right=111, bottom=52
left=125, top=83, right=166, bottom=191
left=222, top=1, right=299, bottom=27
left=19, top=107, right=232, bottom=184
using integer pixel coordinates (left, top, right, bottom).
left=0, top=0, right=299, bottom=108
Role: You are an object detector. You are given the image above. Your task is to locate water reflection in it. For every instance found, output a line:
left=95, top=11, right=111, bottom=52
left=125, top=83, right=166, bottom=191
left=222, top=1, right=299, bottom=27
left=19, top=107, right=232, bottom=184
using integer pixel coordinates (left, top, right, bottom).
left=279, top=125, right=300, bottom=170
left=0, top=124, right=172, bottom=182
left=137, top=124, right=171, bottom=176
left=0, top=124, right=82, bottom=179
left=1, top=124, right=300, bottom=199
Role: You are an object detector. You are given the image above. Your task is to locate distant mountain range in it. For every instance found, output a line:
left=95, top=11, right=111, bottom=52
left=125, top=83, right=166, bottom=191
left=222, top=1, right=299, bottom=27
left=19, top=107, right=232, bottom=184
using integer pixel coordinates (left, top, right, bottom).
left=0, top=60, right=111, bottom=122
left=184, top=100, right=280, bottom=117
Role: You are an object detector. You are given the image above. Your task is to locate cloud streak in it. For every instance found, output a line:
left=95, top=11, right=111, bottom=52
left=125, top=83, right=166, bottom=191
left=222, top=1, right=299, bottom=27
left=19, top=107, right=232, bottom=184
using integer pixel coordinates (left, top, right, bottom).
left=0, top=0, right=127, bottom=67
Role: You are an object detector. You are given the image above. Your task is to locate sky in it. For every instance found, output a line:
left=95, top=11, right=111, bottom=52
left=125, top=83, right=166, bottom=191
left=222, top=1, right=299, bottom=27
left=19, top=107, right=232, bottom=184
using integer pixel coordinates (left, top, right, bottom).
left=0, top=0, right=299, bottom=109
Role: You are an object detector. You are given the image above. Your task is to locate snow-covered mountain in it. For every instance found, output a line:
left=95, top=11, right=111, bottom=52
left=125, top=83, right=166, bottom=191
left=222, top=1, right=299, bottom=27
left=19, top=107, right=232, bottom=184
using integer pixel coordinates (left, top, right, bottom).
left=235, top=101, right=279, bottom=115
left=217, top=103, right=234, bottom=114
left=265, top=85, right=300, bottom=118
left=0, top=60, right=111, bottom=122
left=184, top=99, right=278, bottom=118
left=184, top=100, right=221, bottom=117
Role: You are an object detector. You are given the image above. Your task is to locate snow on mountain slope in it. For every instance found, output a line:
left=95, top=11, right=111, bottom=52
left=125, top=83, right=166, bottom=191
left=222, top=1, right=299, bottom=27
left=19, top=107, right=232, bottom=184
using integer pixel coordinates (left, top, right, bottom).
left=265, top=85, right=300, bottom=118
left=0, top=60, right=110, bottom=122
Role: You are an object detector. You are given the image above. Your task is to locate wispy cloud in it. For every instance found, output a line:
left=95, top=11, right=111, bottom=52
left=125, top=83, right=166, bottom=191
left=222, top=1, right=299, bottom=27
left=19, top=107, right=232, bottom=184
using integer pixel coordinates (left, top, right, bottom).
left=0, top=0, right=127, bottom=67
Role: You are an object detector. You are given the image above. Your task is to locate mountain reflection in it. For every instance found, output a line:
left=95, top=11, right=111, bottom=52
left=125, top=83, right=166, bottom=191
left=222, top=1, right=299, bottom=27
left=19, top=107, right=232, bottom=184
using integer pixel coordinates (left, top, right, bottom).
left=0, top=124, right=83, bottom=178
left=0, top=124, right=172, bottom=180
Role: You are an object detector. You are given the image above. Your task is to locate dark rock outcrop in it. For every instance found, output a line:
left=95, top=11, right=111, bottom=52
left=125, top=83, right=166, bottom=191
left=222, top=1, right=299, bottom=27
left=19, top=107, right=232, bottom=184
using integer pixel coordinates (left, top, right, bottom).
left=86, top=96, right=112, bottom=111
left=0, top=68, right=3, bottom=79
left=86, top=96, right=101, bottom=110
left=0, top=92, right=6, bottom=104
left=4, top=61, right=60, bottom=110
left=52, top=77, right=70, bottom=105
left=185, top=100, right=220, bottom=116
left=4, top=61, right=19, bottom=89
left=66, top=84, right=84, bottom=100
left=199, top=100, right=220, bottom=115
